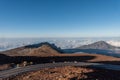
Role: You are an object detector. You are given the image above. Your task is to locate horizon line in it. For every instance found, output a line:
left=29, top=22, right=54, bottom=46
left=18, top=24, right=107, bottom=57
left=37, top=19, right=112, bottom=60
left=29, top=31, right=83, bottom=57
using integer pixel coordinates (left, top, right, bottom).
left=0, top=36, right=120, bottom=39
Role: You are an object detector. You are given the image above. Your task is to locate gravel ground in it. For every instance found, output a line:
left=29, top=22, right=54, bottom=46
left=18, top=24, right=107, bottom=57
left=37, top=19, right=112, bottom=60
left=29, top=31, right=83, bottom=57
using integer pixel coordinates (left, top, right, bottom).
left=10, top=66, right=120, bottom=80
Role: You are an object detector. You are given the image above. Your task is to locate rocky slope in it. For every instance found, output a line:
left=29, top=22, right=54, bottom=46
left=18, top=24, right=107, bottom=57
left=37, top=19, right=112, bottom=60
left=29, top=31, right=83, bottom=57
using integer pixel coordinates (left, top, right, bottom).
left=11, top=66, right=120, bottom=80
left=1, top=42, right=63, bottom=56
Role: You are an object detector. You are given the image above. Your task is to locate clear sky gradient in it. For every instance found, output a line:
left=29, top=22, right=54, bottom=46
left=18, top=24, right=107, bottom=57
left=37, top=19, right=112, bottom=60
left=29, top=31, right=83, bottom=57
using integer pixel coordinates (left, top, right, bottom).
left=0, top=0, right=120, bottom=38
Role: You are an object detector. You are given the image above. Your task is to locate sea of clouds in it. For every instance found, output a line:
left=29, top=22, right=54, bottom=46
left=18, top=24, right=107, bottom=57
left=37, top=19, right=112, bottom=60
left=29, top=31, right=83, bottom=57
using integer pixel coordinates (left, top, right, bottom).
left=0, top=37, right=120, bottom=51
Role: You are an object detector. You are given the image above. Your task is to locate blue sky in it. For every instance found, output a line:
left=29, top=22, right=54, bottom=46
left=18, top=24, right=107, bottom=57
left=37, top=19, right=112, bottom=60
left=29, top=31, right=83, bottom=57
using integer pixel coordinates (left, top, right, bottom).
left=0, top=0, right=120, bottom=38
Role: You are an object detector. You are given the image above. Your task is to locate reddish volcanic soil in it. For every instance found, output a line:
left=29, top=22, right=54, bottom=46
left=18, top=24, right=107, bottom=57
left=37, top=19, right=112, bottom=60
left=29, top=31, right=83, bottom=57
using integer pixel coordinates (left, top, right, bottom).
left=60, top=53, right=120, bottom=65
left=61, top=53, right=120, bottom=60
left=0, top=64, right=12, bottom=71
left=11, top=66, right=120, bottom=80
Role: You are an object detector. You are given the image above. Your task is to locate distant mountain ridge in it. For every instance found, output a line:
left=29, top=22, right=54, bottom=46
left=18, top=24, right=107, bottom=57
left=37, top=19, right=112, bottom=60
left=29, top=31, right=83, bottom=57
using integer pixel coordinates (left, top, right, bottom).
left=1, top=42, right=63, bottom=56
left=62, top=41, right=120, bottom=57
left=77, top=41, right=119, bottom=50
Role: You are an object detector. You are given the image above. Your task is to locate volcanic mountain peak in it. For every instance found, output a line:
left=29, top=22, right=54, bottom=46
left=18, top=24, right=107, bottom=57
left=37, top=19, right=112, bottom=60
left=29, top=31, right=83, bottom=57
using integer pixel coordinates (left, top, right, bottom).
left=27, top=43, right=62, bottom=56
left=77, top=41, right=117, bottom=50
left=25, top=42, right=63, bottom=53
left=2, top=42, right=63, bottom=56
left=92, top=41, right=110, bottom=46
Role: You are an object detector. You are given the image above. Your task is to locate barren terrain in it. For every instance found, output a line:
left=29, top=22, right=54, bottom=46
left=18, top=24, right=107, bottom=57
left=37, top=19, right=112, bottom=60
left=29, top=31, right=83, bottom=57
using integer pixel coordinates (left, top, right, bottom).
left=1, top=42, right=120, bottom=80
left=11, top=66, right=120, bottom=80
